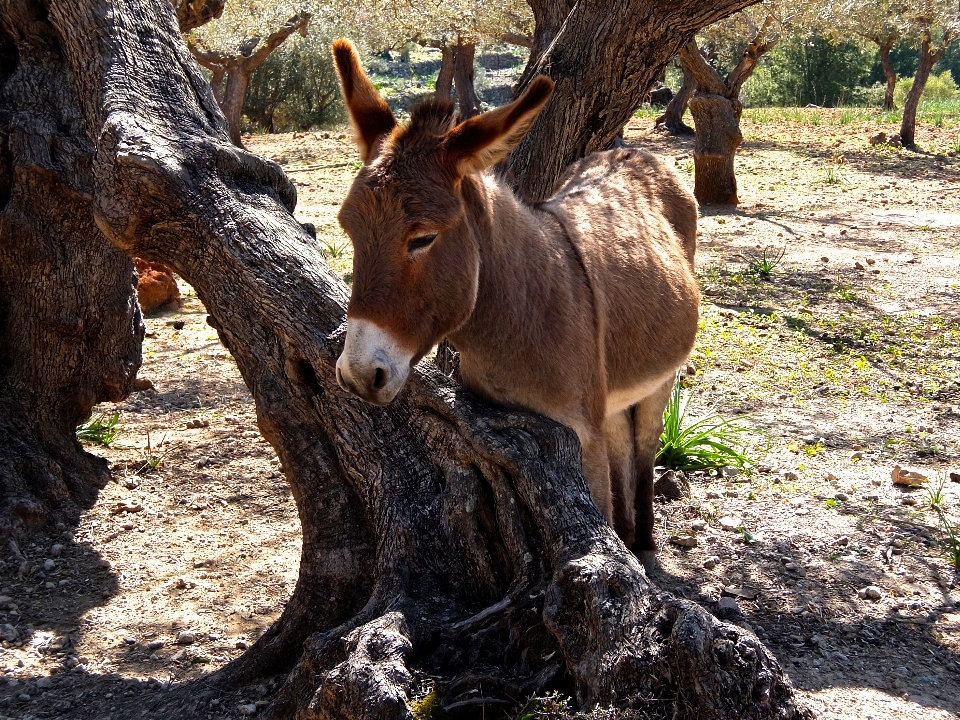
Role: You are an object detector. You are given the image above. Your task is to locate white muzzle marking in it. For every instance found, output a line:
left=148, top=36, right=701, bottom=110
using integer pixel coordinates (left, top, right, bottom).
left=336, top=318, right=413, bottom=405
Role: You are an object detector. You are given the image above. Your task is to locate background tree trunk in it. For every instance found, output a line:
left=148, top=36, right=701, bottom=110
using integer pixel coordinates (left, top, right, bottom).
left=434, top=44, right=455, bottom=102
left=689, top=93, right=743, bottom=205
left=878, top=38, right=897, bottom=111
left=453, top=40, right=481, bottom=119
left=656, top=56, right=697, bottom=135
left=899, top=31, right=948, bottom=149
left=4, top=0, right=813, bottom=717
left=0, top=3, right=144, bottom=540
left=508, top=0, right=762, bottom=201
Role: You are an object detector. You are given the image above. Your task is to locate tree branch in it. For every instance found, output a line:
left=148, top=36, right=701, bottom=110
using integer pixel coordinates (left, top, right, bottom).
left=244, top=12, right=311, bottom=70
left=726, top=13, right=779, bottom=95
left=678, top=40, right=726, bottom=95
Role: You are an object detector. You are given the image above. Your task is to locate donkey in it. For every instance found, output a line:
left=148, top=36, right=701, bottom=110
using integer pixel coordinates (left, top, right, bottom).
left=330, top=39, right=700, bottom=571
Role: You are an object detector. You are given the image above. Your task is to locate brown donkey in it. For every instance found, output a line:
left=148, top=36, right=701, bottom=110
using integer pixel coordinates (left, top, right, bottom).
left=331, top=39, right=700, bottom=571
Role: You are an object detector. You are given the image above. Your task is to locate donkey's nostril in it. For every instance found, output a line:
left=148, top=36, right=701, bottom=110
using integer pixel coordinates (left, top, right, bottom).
left=372, top=366, right=389, bottom=391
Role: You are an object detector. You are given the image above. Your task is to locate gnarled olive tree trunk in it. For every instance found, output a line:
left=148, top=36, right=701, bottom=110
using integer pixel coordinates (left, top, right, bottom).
left=0, top=1, right=143, bottom=539
left=3, top=0, right=812, bottom=717
left=656, top=55, right=697, bottom=135
left=899, top=27, right=953, bottom=149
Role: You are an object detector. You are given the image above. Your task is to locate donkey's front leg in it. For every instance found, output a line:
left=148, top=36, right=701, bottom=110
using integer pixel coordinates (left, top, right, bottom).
left=631, top=377, right=676, bottom=574
left=580, top=430, right=613, bottom=526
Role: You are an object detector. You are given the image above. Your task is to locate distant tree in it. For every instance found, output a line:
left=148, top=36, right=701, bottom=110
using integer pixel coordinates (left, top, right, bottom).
left=186, top=5, right=312, bottom=145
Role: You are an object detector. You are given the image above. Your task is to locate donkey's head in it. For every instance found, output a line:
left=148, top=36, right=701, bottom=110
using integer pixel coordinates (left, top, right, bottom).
left=331, top=39, right=553, bottom=405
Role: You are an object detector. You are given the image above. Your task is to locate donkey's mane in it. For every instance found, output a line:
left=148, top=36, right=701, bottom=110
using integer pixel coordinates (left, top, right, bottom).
left=402, top=99, right=457, bottom=141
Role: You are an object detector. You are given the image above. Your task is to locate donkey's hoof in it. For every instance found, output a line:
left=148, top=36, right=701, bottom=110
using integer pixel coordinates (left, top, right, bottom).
left=637, top=550, right=660, bottom=575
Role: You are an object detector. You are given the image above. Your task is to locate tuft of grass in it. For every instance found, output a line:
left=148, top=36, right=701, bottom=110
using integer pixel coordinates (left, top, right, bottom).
left=657, top=376, right=760, bottom=472
left=137, top=430, right=168, bottom=473
left=739, top=245, right=785, bottom=279
left=76, top=412, right=121, bottom=446
left=822, top=165, right=842, bottom=184
left=926, top=475, right=947, bottom=508
left=322, top=239, right=349, bottom=259
left=935, top=507, right=960, bottom=571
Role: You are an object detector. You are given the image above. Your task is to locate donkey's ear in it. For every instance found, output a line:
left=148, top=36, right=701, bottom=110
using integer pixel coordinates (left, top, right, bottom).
left=332, top=38, right=397, bottom=163
left=443, top=76, right=554, bottom=175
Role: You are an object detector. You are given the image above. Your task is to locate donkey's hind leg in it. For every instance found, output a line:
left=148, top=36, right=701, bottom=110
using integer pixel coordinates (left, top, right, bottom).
left=631, top=376, right=676, bottom=574
left=604, top=409, right=636, bottom=549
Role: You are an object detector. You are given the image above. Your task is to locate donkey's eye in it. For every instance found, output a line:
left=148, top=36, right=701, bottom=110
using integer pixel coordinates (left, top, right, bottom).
left=408, top=233, right=437, bottom=253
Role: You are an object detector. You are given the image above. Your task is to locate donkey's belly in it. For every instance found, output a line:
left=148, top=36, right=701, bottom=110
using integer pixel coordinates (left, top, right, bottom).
left=605, top=367, right=678, bottom=416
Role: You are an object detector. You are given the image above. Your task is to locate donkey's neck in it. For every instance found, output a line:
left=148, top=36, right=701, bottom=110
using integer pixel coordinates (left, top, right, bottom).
left=450, top=173, right=581, bottom=362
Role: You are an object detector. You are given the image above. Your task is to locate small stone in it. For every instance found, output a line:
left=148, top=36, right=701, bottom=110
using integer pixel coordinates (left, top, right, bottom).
left=654, top=470, right=690, bottom=500
left=717, top=597, right=741, bottom=616
left=17, top=693, right=30, bottom=702
left=149, top=653, right=159, bottom=661
left=949, top=471, right=959, bottom=483
left=50, top=544, right=64, bottom=557
left=177, top=631, right=196, bottom=645
left=669, top=534, right=698, bottom=548
left=147, top=640, right=164, bottom=650
left=706, top=490, right=722, bottom=499
left=834, top=492, right=849, bottom=501
left=834, top=536, right=850, bottom=547
left=691, top=519, right=707, bottom=532
left=901, top=495, right=917, bottom=506
left=863, top=493, right=879, bottom=502
left=823, top=472, right=838, bottom=482
left=722, top=466, right=740, bottom=478
left=98, top=558, right=112, bottom=569
left=236, top=639, right=248, bottom=650
left=44, top=582, right=55, bottom=590
left=238, top=703, right=258, bottom=715
left=858, top=585, right=883, bottom=600
left=719, top=516, right=742, bottom=531
left=43, top=559, right=55, bottom=571
left=132, top=377, right=155, bottom=391
left=124, top=636, right=136, bottom=645
left=703, top=556, right=720, bottom=570
left=892, top=465, right=927, bottom=486
left=0, top=596, right=11, bottom=606
left=35, top=676, right=52, bottom=689
left=783, top=471, right=799, bottom=482
left=1, top=624, right=19, bottom=642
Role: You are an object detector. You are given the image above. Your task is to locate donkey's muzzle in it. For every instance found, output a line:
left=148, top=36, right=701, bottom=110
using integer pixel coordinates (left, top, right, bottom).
left=336, top=317, right=412, bottom=406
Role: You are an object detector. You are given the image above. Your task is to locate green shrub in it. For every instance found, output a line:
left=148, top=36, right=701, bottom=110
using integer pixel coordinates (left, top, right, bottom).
left=894, top=70, right=960, bottom=106
left=243, top=31, right=345, bottom=133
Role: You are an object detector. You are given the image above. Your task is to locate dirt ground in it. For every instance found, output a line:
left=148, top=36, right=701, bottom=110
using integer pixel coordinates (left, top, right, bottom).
left=1, top=111, right=959, bottom=720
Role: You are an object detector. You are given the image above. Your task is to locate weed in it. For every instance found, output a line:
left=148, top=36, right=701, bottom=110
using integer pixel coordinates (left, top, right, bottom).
left=824, top=498, right=838, bottom=509
left=682, top=161, right=694, bottom=173
left=322, top=239, right=349, bottom=259
left=838, top=109, right=856, bottom=124
left=657, top=376, right=760, bottom=472
left=920, top=224, right=932, bottom=231
left=926, top=475, right=947, bottom=508
left=739, top=245, right=785, bottom=279
left=138, top=430, right=168, bottom=473
left=739, top=526, right=756, bottom=544
left=935, top=507, right=960, bottom=571
left=76, top=412, right=121, bottom=446
left=822, top=165, right=842, bottom=184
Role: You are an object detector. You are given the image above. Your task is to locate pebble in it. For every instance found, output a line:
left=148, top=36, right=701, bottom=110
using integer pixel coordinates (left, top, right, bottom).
left=901, top=496, right=917, bottom=506
left=717, top=597, right=741, bottom=615
left=35, top=676, right=52, bottom=689
left=44, top=582, right=55, bottom=590
left=177, top=631, right=197, bottom=645
left=147, top=640, right=164, bottom=650
left=98, top=558, right=112, bottom=569
left=863, top=493, right=879, bottom=502
left=719, top=516, right=742, bottom=531
left=1, top=624, right=19, bottom=642
left=858, top=585, right=883, bottom=600
left=783, top=471, right=799, bottom=482
left=43, top=559, right=55, bottom=571
left=706, top=490, right=722, bottom=499
left=703, top=556, right=720, bottom=569
left=669, top=534, right=698, bottom=548
left=834, top=536, right=849, bottom=546
left=238, top=703, right=258, bottom=716
left=236, top=639, right=249, bottom=650
left=17, top=693, right=30, bottom=702
left=691, top=519, right=707, bottom=532
left=0, top=596, right=11, bottom=606
left=50, top=544, right=63, bottom=557
left=834, top=492, right=849, bottom=501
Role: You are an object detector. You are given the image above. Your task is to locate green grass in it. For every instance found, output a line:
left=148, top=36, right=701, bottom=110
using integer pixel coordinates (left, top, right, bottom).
left=739, top=245, right=785, bottom=279
left=935, top=507, right=960, bottom=571
left=76, top=412, right=121, bottom=446
left=822, top=165, right=842, bottom=185
left=657, top=376, right=759, bottom=472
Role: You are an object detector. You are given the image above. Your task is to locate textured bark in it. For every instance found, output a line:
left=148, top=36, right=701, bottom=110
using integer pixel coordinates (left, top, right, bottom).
left=680, top=16, right=776, bottom=206
left=7, top=0, right=812, bottom=717
left=453, top=41, right=480, bottom=120
left=0, top=1, right=143, bottom=540
left=173, top=0, right=224, bottom=33
left=510, top=0, right=763, bottom=201
left=878, top=38, right=897, bottom=111
left=188, top=12, right=310, bottom=146
left=434, top=45, right=455, bottom=102
left=899, top=29, right=952, bottom=149
left=656, top=56, right=696, bottom=135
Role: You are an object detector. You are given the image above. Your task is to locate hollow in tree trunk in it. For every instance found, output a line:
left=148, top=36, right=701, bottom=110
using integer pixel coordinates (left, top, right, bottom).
left=656, top=55, right=696, bottom=135
left=4, top=0, right=813, bottom=717
left=878, top=38, right=897, bottom=111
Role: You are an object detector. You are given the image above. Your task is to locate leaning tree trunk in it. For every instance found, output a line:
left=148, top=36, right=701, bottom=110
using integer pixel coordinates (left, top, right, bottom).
left=10, top=0, right=811, bottom=717
left=899, top=31, right=947, bottom=149
left=656, top=56, right=696, bottom=135
left=878, top=38, right=897, bottom=111
left=0, top=3, right=144, bottom=540
left=434, top=44, right=455, bottom=102
left=509, top=0, right=762, bottom=200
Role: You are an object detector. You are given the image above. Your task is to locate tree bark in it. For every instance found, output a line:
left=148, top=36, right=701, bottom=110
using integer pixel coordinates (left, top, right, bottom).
left=656, top=55, right=697, bottom=135
left=434, top=44, right=455, bottom=102
left=6, top=0, right=813, bottom=717
left=509, top=0, right=763, bottom=201
left=453, top=40, right=481, bottom=120
left=899, top=29, right=951, bottom=149
left=878, top=37, right=897, bottom=111
left=0, top=1, right=144, bottom=540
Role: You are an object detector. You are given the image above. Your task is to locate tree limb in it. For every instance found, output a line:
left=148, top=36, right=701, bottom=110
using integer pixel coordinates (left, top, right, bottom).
left=244, top=12, right=311, bottom=70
